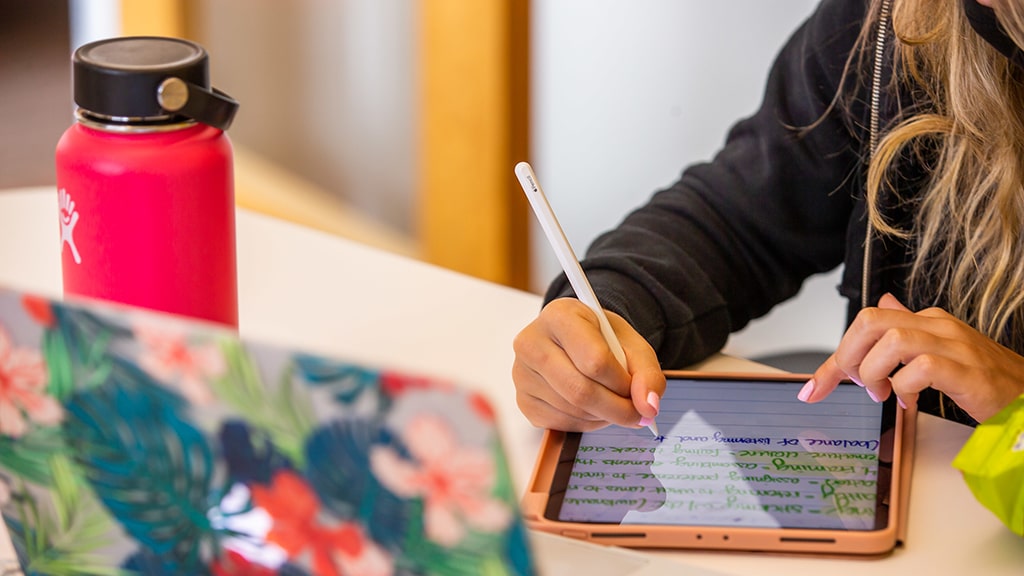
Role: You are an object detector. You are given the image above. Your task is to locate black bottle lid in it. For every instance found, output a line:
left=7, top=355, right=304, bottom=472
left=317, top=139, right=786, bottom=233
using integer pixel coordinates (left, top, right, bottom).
left=73, top=36, right=239, bottom=130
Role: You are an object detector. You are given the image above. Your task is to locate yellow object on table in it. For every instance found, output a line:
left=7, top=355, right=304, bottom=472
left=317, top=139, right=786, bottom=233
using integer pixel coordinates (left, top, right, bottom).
left=953, top=395, right=1024, bottom=537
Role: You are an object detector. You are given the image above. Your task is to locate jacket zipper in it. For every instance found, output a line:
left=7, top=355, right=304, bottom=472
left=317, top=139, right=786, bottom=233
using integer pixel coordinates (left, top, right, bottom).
left=863, top=0, right=892, bottom=310
left=864, top=0, right=947, bottom=418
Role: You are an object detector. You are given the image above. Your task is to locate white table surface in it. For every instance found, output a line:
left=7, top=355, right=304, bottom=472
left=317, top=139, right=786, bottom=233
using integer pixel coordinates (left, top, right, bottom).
left=0, top=187, right=1021, bottom=575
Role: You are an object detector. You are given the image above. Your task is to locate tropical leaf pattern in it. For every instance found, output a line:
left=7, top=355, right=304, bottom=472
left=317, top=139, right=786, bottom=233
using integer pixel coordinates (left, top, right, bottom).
left=0, top=289, right=534, bottom=576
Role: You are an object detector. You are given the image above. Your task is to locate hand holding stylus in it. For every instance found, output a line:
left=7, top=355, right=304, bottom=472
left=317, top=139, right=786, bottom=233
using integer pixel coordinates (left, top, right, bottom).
left=513, top=162, right=664, bottom=434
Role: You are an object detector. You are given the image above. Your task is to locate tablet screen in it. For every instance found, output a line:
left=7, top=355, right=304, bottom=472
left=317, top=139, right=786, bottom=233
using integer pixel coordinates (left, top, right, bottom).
left=543, top=375, right=897, bottom=532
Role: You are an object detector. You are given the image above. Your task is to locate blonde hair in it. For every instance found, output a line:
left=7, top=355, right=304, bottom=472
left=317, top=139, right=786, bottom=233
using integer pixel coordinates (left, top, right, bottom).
left=861, top=0, right=1024, bottom=351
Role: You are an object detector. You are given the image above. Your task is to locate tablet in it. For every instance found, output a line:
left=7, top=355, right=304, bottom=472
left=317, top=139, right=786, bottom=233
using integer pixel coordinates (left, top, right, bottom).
left=521, top=371, right=915, bottom=556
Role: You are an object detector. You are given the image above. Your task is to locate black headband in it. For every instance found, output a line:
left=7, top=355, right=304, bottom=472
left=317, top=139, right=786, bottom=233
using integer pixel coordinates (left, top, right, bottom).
left=963, top=0, right=1024, bottom=70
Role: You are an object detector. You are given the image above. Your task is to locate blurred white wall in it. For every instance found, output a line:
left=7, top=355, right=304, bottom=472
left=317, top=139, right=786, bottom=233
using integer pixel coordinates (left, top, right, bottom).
left=530, top=0, right=845, bottom=358
left=188, top=0, right=417, bottom=235
left=68, top=0, right=119, bottom=49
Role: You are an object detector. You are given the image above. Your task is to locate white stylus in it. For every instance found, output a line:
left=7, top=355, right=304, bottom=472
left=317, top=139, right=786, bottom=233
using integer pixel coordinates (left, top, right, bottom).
left=515, top=161, right=659, bottom=437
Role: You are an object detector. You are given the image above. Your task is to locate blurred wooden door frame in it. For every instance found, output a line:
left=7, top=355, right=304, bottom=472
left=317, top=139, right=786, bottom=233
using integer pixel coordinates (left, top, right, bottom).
left=418, top=0, right=531, bottom=290
left=120, top=0, right=186, bottom=37
left=122, top=0, right=532, bottom=290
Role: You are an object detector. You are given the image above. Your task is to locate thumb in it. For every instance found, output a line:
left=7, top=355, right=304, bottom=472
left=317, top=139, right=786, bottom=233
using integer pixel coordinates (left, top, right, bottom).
left=877, top=292, right=910, bottom=312
left=608, top=312, right=665, bottom=422
left=631, top=363, right=666, bottom=424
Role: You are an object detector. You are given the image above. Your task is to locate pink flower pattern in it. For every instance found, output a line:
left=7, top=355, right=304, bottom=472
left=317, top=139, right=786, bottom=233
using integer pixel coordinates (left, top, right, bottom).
left=251, top=470, right=394, bottom=576
left=370, top=414, right=512, bottom=547
left=135, top=323, right=225, bottom=406
left=0, top=324, right=59, bottom=437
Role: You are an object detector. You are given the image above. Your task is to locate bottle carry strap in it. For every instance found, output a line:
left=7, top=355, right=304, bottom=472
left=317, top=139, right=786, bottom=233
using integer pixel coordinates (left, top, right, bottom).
left=157, top=77, right=239, bottom=131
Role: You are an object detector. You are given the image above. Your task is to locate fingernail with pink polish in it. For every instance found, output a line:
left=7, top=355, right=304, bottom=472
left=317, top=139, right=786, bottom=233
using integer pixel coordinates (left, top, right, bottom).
left=638, top=416, right=653, bottom=427
left=865, top=388, right=881, bottom=403
left=897, top=396, right=908, bottom=410
left=851, top=375, right=865, bottom=387
left=798, top=379, right=815, bottom=402
left=647, top=391, right=661, bottom=415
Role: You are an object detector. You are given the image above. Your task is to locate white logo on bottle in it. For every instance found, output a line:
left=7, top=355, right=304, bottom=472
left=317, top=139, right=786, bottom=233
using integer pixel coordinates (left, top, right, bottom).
left=59, top=188, right=82, bottom=264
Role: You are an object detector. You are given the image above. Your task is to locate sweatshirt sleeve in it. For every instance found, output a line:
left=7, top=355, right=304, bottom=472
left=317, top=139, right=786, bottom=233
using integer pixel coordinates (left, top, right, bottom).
left=544, top=0, right=871, bottom=368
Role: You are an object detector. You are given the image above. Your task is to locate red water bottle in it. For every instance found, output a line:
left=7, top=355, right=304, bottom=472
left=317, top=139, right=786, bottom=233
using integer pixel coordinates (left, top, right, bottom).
left=56, top=36, right=240, bottom=327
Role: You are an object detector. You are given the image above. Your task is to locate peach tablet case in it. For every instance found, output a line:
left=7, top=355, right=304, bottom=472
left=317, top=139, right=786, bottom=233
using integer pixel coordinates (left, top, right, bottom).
left=521, top=370, right=916, bottom=557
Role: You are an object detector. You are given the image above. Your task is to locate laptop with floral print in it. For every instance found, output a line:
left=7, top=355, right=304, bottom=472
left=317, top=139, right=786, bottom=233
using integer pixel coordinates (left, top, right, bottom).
left=0, top=287, right=533, bottom=576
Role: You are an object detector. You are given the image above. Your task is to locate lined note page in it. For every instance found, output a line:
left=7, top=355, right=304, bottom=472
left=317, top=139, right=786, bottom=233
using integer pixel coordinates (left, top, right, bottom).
left=557, top=379, right=888, bottom=531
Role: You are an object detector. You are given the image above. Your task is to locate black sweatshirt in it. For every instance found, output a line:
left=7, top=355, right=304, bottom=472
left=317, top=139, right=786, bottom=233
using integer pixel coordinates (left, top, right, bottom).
left=543, top=0, right=981, bottom=425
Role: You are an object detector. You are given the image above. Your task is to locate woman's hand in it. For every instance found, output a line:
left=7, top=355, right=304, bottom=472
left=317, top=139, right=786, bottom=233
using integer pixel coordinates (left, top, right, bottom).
left=512, top=297, right=665, bottom=431
left=802, top=293, right=1024, bottom=422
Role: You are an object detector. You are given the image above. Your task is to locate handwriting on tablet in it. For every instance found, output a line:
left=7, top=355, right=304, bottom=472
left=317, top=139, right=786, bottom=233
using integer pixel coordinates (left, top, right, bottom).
left=557, top=381, right=886, bottom=530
